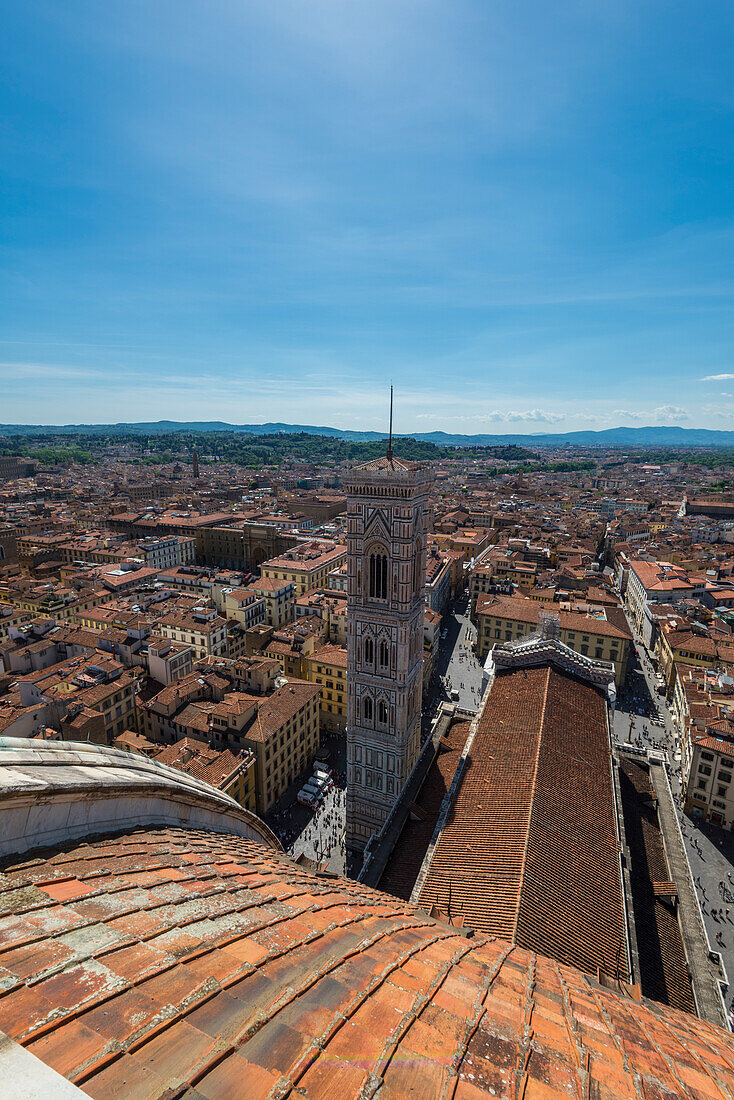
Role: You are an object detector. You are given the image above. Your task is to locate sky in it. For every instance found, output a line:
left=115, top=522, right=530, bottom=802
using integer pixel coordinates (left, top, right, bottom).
left=2, top=1, right=734, bottom=434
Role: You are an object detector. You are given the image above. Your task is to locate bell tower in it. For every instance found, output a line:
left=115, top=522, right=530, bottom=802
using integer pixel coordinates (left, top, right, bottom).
left=345, top=392, right=432, bottom=851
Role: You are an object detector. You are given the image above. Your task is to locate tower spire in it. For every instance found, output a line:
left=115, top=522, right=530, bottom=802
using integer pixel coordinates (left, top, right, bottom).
left=387, top=385, right=394, bottom=460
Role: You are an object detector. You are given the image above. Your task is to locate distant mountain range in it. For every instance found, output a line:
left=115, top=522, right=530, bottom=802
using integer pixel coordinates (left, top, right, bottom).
left=2, top=420, right=734, bottom=448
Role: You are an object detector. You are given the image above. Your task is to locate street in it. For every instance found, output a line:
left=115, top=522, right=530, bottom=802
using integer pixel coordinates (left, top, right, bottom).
left=617, top=606, right=734, bottom=1008
left=425, top=594, right=485, bottom=720
left=265, top=731, right=349, bottom=875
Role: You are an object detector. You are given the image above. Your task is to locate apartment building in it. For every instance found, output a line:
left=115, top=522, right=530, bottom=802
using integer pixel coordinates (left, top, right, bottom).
left=658, top=626, right=734, bottom=693
left=247, top=679, right=321, bottom=812
left=424, top=549, right=452, bottom=616
left=146, top=639, right=194, bottom=685
left=260, top=540, right=347, bottom=596
left=476, top=594, right=631, bottom=686
left=220, top=588, right=267, bottom=630
left=11, top=657, right=142, bottom=743
left=137, top=671, right=320, bottom=815
left=684, top=725, right=734, bottom=828
left=302, top=643, right=348, bottom=733
left=625, top=560, right=698, bottom=637
left=157, top=607, right=228, bottom=659
left=136, top=535, right=196, bottom=569
left=244, top=576, right=295, bottom=628
left=154, top=739, right=257, bottom=813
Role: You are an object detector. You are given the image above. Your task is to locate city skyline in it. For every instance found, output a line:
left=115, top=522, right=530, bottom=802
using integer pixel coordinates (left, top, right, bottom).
left=3, top=2, right=734, bottom=428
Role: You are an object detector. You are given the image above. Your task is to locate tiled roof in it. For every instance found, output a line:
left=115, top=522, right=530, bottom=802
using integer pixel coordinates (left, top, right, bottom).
left=154, top=739, right=253, bottom=789
left=476, top=593, right=632, bottom=639
left=629, top=559, right=694, bottom=592
left=417, top=666, right=630, bottom=982
left=353, top=454, right=421, bottom=472
left=307, top=643, right=348, bottom=668
left=1, top=825, right=734, bottom=1098
left=380, top=720, right=471, bottom=901
left=619, top=758, right=695, bottom=1014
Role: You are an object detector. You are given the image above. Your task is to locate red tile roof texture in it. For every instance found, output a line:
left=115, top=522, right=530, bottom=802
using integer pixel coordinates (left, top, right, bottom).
left=379, top=720, right=472, bottom=901
left=417, top=666, right=630, bottom=983
left=1, top=825, right=734, bottom=1098
left=619, top=758, right=695, bottom=1014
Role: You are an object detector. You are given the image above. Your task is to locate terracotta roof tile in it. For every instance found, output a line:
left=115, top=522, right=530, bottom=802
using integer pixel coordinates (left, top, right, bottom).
left=417, top=667, right=630, bottom=982
left=0, top=826, right=733, bottom=1097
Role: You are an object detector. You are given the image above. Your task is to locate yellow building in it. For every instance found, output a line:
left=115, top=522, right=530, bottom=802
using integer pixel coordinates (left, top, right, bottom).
left=303, top=643, right=348, bottom=733
left=476, top=594, right=631, bottom=687
left=260, top=540, right=347, bottom=597
left=658, top=626, right=734, bottom=692
left=494, top=559, right=537, bottom=587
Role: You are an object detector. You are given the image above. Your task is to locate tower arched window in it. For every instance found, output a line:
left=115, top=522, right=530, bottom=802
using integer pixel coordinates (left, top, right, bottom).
left=369, top=551, right=388, bottom=600
left=364, top=637, right=374, bottom=664
left=363, top=696, right=373, bottom=722
left=413, top=539, right=422, bottom=597
left=379, top=640, right=389, bottom=668
left=378, top=700, right=388, bottom=725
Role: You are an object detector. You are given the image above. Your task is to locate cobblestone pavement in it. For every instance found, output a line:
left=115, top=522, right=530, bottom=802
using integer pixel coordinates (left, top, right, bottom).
left=426, top=595, right=484, bottom=717
left=617, top=609, right=734, bottom=1015
left=265, top=732, right=348, bottom=875
left=287, top=785, right=347, bottom=875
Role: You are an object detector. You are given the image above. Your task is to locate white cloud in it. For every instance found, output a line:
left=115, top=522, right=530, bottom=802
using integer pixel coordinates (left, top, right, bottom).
left=1, top=361, right=104, bottom=381
left=700, top=373, right=734, bottom=381
left=652, top=405, right=688, bottom=422
left=612, top=409, right=643, bottom=422
left=480, top=408, right=564, bottom=424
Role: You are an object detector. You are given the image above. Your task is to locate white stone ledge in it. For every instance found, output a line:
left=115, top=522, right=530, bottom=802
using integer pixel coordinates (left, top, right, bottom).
left=0, top=737, right=281, bottom=859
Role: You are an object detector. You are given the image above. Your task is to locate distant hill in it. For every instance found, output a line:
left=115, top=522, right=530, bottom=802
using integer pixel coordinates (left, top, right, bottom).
left=2, top=421, right=734, bottom=448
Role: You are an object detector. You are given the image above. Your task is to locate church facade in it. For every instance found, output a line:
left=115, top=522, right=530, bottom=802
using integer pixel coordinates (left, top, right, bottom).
left=345, top=453, right=432, bottom=850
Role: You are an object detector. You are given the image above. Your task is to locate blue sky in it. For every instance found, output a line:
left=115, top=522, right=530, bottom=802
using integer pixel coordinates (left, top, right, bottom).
left=2, top=1, right=734, bottom=433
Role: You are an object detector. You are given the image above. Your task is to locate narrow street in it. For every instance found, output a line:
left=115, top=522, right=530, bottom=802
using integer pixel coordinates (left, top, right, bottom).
left=426, top=594, right=484, bottom=719
left=617, top=606, right=734, bottom=1008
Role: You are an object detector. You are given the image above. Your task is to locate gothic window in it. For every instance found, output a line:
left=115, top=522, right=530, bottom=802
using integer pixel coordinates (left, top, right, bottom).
left=378, top=700, right=388, bottom=725
left=363, top=696, right=373, bottom=721
left=413, top=539, right=422, bottom=596
left=364, top=637, right=374, bottom=664
left=368, top=550, right=388, bottom=599
left=379, top=640, right=389, bottom=668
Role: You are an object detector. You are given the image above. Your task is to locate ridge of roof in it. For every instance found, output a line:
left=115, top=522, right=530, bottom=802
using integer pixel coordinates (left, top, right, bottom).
left=512, top=665, right=551, bottom=942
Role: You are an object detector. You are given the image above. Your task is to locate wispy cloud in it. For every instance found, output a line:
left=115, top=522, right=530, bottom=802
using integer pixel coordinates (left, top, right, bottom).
left=1, top=362, right=106, bottom=381
left=652, top=405, right=688, bottom=422
left=3, top=3, right=734, bottom=428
